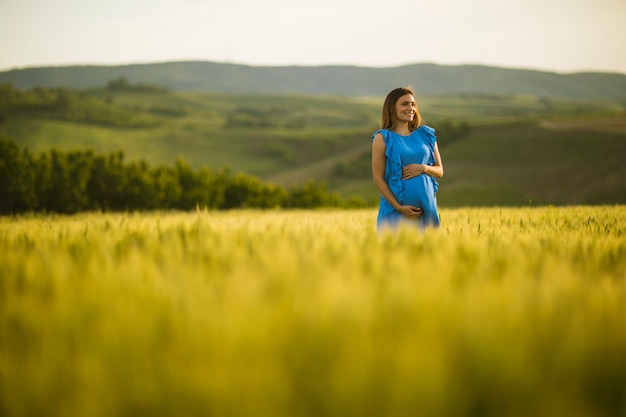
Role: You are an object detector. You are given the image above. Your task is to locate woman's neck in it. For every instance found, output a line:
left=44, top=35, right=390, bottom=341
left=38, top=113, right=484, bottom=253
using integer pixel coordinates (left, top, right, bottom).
left=391, top=122, right=411, bottom=136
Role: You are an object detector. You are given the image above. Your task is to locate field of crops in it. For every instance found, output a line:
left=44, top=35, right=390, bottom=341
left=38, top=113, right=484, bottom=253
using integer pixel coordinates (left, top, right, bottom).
left=1, top=206, right=625, bottom=417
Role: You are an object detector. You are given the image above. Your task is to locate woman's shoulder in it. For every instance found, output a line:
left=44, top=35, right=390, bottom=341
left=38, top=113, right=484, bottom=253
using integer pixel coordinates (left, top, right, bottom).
left=371, top=128, right=390, bottom=141
left=416, top=125, right=435, bottom=134
left=415, top=125, right=437, bottom=143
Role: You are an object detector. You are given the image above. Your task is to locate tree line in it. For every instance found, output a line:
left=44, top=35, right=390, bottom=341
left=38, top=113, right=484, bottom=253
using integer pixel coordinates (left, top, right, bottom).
left=0, top=137, right=367, bottom=215
left=0, top=82, right=170, bottom=128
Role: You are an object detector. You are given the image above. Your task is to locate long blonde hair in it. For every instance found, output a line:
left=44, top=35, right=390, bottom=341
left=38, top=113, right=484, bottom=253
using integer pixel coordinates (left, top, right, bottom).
left=381, top=87, right=422, bottom=130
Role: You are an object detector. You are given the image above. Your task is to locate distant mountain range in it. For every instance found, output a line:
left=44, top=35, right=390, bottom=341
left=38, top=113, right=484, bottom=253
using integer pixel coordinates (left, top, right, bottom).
left=1, top=61, right=626, bottom=100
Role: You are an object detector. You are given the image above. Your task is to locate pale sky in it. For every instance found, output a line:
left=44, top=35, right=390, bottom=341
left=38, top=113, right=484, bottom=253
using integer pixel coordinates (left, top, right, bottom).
left=1, top=0, right=625, bottom=74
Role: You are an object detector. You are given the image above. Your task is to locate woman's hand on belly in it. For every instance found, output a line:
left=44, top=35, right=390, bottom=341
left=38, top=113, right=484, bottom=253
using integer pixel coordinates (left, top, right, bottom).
left=402, top=163, right=427, bottom=180
left=397, top=205, right=423, bottom=220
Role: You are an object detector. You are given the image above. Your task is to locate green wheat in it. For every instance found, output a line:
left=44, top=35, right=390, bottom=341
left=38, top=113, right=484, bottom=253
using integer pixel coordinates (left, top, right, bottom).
left=1, top=206, right=625, bottom=417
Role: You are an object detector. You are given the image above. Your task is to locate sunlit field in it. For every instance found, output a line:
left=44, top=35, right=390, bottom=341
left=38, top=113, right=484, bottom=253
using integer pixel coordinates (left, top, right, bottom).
left=2, top=206, right=625, bottom=417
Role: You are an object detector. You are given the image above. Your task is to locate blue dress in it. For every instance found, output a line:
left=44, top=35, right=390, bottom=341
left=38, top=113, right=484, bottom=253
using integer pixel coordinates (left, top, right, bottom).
left=372, top=126, right=441, bottom=230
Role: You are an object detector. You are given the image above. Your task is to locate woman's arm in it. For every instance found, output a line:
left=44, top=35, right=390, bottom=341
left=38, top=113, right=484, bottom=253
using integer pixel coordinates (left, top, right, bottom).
left=372, top=133, right=422, bottom=219
left=401, top=142, right=444, bottom=179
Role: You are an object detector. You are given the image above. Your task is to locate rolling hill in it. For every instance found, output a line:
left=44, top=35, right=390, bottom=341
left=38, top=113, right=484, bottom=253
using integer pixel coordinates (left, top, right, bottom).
left=1, top=61, right=626, bottom=100
left=1, top=82, right=625, bottom=207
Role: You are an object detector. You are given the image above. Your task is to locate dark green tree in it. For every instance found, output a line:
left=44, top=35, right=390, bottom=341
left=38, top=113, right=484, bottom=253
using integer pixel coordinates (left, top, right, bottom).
left=152, top=165, right=183, bottom=209
left=175, top=160, right=225, bottom=210
left=36, top=149, right=93, bottom=213
left=219, top=172, right=287, bottom=209
left=87, top=151, right=126, bottom=211
left=0, top=139, right=360, bottom=214
left=0, top=137, right=37, bottom=213
left=287, top=181, right=342, bottom=208
left=120, top=159, right=158, bottom=210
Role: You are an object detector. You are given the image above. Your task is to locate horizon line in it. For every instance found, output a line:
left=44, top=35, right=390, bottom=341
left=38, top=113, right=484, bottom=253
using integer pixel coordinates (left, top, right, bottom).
left=1, top=59, right=625, bottom=76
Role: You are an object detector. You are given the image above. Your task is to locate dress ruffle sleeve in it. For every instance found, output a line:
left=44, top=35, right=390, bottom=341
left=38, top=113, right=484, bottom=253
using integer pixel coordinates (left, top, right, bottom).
left=372, top=129, right=404, bottom=204
left=419, top=126, right=439, bottom=195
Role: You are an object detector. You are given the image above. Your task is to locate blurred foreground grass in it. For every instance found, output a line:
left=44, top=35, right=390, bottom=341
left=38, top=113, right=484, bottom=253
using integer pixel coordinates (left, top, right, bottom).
left=1, top=207, right=625, bottom=417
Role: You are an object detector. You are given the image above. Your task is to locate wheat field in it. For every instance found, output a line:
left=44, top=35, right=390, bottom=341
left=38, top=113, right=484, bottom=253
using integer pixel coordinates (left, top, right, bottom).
left=1, top=206, right=625, bottom=417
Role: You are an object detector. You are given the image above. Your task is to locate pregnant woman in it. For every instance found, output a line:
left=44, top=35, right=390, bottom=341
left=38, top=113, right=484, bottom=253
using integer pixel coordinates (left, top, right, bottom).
left=371, top=87, right=444, bottom=231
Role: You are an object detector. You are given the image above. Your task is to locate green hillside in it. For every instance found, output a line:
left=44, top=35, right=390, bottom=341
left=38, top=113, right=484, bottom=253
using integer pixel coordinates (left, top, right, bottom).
left=2, top=61, right=626, bottom=100
left=1, top=82, right=625, bottom=206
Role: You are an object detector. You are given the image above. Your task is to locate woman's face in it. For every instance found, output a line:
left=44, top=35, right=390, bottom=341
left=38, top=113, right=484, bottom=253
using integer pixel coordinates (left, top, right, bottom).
left=394, top=93, right=416, bottom=123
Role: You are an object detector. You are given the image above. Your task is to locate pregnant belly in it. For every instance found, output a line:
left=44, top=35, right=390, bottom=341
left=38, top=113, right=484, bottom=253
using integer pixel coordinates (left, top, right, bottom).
left=402, top=176, right=432, bottom=206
